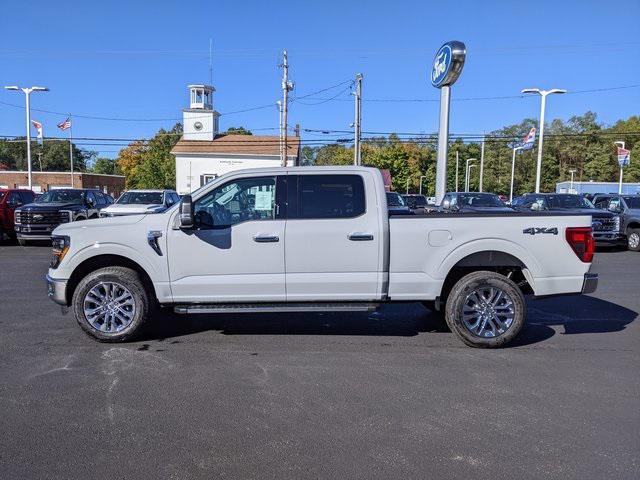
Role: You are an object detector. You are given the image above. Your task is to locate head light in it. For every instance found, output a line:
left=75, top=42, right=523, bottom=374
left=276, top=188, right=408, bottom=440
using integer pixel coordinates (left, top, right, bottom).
left=50, top=235, right=70, bottom=269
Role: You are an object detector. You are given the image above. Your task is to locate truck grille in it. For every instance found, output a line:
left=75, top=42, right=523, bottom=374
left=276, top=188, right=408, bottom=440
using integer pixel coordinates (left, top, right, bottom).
left=592, top=217, right=618, bottom=232
left=17, top=210, right=63, bottom=225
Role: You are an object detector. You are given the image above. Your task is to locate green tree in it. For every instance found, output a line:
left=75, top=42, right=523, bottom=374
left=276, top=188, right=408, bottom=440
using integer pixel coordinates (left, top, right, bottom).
left=118, top=123, right=182, bottom=189
left=91, top=157, right=119, bottom=175
left=224, top=126, right=253, bottom=135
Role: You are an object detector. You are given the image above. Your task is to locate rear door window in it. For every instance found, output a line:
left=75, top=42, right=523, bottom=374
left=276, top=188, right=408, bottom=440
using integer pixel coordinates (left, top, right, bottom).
left=19, top=191, right=35, bottom=204
left=292, top=174, right=365, bottom=219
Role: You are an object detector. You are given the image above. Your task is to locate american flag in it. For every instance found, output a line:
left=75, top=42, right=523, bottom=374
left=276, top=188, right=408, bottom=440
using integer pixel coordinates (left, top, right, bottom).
left=57, top=117, right=72, bottom=131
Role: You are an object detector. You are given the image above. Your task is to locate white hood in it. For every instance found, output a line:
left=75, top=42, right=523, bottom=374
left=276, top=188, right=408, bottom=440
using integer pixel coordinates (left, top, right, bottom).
left=101, top=203, right=163, bottom=215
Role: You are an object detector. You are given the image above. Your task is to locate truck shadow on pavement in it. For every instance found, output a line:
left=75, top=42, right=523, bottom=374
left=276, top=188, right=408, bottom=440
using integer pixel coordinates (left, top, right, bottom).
left=143, top=295, right=636, bottom=347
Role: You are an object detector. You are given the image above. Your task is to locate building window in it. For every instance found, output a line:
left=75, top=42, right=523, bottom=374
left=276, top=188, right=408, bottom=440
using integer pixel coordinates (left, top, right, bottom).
left=201, top=174, right=218, bottom=187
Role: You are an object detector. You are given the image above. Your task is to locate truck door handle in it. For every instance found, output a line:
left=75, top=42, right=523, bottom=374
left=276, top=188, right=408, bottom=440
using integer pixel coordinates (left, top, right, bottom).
left=253, top=234, right=279, bottom=243
left=348, top=233, right=374, bottom=241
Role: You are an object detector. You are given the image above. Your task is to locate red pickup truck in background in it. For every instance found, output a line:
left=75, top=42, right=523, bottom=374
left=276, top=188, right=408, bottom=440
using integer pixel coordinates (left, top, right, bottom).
left=0, top=189, right=36, bottom=241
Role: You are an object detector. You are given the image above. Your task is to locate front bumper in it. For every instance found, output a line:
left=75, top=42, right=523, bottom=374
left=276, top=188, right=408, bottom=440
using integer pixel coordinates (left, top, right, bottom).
left=15, top=224, right=57, bottom=240
left=46, top=274, right=68, bottom=305
left=593, top=231, right=622, bottom=245
left=582, top=273, right=598, bottom=294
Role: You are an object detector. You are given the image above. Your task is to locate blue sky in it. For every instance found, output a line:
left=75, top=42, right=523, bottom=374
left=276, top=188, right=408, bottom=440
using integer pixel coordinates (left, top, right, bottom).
left=1, top=0, right=639, bottom=158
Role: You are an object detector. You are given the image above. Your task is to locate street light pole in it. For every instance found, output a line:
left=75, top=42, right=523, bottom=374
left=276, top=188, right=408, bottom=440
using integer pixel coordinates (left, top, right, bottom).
left=419, top=175, right=428, bottom=195
left=455, top=150, right=459, bottom=192
left=510, top=146, right=523, bottom=202
left=521, top=88, right=566, bottom=193
left=467, top=165, right=477, bottom=192
left=465, top=158, right=476, bottom=192
left=569, top=169, right=576, bottom=193
left=479, top=137, right=485, bottom=192
left=4, top=85, right=49, bottom=190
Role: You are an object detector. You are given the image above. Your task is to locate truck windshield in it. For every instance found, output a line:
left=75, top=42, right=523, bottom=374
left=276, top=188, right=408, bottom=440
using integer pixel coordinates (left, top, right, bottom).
left=458, top=193, right=503, bottom=207
left=623, top=196, right=640, bottom=209
left=117, top=191, right=163, bottom=205
left=386, top=192, right=405, bottom=206
left=546, top=195, right=594, bottom=209
left=404, top=195, right=427, bottom=206
left=36, top=190, right=84, bottom=204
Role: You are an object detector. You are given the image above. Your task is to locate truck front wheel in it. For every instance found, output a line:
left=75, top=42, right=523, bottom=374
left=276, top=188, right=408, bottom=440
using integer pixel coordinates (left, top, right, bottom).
left=72, top=266, right=152, bottom=342
left=445, top=271, right=525, bottom=348
left=627, top=229, right=640, bottom=251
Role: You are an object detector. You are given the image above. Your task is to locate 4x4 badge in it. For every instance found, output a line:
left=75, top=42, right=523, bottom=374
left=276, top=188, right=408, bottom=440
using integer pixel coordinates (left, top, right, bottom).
left=523, top=227, right=558, bottom=235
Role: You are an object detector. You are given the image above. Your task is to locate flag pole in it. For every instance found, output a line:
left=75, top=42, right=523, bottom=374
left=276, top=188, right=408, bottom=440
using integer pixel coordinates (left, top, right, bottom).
left=68, top=114, right=74, bottom=188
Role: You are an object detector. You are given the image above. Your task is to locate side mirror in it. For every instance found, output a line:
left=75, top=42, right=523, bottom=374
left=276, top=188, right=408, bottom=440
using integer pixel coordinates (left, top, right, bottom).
left=179, top=195, right=194, bottom=229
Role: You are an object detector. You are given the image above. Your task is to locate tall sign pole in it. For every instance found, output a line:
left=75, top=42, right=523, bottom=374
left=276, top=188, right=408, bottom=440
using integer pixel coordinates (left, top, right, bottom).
left=615, top=141, right=630, bottom=194
left=431, top=41, right=466, bottom=204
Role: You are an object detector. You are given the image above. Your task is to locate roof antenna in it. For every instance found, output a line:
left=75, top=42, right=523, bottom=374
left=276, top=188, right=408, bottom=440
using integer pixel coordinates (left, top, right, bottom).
left=209, top=38, right=213, bottom=86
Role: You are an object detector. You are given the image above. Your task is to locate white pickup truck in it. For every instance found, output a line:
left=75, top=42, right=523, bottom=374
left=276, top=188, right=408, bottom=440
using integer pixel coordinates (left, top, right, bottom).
left=46, top=166, right=598, bottom=348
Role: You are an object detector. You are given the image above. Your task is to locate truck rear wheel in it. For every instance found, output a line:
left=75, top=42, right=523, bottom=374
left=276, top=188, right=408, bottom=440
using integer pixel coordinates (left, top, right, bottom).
left=445, top=271, right=525, bottom=348
left=72, top=266, right=152, bottom=342
left=627, top=229, right=640, bottom=251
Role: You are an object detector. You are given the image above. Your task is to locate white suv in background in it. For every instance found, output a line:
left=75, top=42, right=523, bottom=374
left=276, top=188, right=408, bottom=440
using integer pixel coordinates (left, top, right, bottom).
left=99, top=189, right=180, bottom=217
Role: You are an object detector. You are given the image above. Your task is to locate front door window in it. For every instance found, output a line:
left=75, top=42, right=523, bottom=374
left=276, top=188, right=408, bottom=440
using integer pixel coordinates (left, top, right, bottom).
left=193, top=176, right=276, bottom=228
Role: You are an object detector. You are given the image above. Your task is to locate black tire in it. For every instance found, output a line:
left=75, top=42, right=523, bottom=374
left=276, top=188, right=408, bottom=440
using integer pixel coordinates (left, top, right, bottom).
left=445, top=271, right=526, bottom=348
left=17, top=238, right=28, bottom=246
left=72, top=266, right=152, bottom=342
left=627, top=228, right=640, bottom=252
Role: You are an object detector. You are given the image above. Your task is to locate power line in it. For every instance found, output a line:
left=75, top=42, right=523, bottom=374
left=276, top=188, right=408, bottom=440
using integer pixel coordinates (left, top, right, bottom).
left=302, top=84, right=640, bottom=103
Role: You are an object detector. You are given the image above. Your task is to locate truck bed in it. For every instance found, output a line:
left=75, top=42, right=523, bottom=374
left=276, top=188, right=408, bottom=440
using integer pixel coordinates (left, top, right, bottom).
left=388, top=212, right=593, bottom=299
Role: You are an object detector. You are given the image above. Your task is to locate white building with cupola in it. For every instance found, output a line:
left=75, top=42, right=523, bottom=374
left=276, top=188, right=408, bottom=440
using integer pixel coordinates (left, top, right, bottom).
left=172, top=84, right=299, bottom=194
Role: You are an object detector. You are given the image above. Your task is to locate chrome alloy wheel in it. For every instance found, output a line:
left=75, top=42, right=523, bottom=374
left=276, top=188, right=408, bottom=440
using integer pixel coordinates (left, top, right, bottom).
left=462, top=286, right=515, bottom=338
left=629, top=232, right=640, bottom=249
left=83, top=282, right=136, bottom=333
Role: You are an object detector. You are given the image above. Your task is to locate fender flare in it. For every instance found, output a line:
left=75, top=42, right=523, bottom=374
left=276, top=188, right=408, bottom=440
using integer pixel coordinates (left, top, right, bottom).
left=436, top=237, right=542, bottom=280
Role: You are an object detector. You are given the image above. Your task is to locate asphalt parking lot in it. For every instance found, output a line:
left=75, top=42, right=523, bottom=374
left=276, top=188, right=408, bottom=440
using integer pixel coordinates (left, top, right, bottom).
left=0, top=243, right=638, bottom=479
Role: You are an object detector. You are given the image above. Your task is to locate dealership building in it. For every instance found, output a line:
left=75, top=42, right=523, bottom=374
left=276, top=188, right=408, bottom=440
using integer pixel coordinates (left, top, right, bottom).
left=556, top=181, right=640, bottom=195
left=171, top=84, right=299, bottom=194
left=0, top=171, right=125, bottom=197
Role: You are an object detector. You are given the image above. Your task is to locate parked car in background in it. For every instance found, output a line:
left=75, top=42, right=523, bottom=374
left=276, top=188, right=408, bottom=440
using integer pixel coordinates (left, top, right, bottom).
left=402, top=194, right=435, bottom=214
left=512, top=193, right=621, bottom=246
left=386, top=192, right=413, bottom=215
left=592, top=194, right=640, bottom=251
left=14, top=189, right=109, bottom=245
left=440, top=192, right=515, bottom=213
left=99, top=189, right=180, bottom=218
left=46, top=166, right=598, bottom=348
left=0, top=189, right=35, bottom=241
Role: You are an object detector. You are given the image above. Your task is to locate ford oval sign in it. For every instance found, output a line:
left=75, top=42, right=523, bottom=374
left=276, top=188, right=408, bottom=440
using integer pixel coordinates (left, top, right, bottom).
left=431, top=41, right=466, bottom=88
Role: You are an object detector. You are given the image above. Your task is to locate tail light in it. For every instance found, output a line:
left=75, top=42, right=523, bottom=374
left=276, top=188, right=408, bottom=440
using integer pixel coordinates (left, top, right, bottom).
left=566, top=227, right=594, bottom=263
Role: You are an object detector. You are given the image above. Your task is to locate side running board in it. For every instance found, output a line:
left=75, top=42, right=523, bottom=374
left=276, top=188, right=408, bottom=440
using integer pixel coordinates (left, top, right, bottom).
left=173, top=302, right=379, bottom=314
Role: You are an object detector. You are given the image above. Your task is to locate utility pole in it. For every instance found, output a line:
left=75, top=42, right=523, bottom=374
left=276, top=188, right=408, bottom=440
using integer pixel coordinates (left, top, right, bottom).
left=280, top=50, right=294, bottom=167
left=276, top=101, right=283, bottom=166
left=406, top=178, right=410, bottom=194
left=479, top=137, right=485, bottom=192
left=352, top=73, right=363, bottom=165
